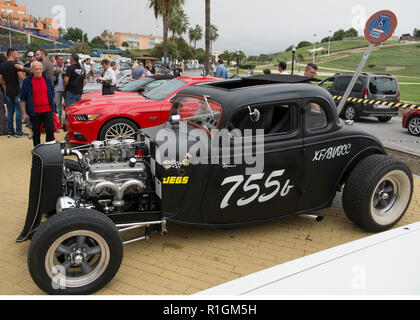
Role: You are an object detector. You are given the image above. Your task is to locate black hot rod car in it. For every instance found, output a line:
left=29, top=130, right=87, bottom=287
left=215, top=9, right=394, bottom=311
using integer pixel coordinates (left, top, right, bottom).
left=17, top=75, right=414, bottom=294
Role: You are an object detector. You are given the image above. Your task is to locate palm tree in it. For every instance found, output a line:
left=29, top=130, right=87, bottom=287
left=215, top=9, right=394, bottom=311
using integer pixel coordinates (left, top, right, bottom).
left=169, top=8, right=189, bottom=38
left=205, top=0, right=211, bottom=75
left=209, top=24, right=219, bottom=54
left=188, top=24, right=202, bottom=49
left=149, top=0, right=185, bottom=70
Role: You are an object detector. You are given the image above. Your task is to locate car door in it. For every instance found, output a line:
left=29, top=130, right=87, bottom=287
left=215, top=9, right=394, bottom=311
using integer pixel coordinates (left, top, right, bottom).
left=200, top=101, right=304, bottom=225
left=298, top=98, right=352, bottom=211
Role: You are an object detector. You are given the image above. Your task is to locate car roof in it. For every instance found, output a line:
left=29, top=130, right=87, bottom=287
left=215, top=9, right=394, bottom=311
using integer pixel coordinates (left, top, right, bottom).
left=176, top=75, right=336, bottom=112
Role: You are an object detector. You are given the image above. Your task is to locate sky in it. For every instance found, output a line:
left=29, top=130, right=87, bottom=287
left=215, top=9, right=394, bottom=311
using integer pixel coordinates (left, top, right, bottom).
left=18, top=0, right=420, bottom=55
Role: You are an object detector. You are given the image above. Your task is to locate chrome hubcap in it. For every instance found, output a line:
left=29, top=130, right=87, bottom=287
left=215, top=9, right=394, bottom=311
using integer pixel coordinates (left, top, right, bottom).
left=105, top=123, right=136, bottom=140
left=345, top=107, right=355, bottom=120
left=45, top=231, right=110, bottom=288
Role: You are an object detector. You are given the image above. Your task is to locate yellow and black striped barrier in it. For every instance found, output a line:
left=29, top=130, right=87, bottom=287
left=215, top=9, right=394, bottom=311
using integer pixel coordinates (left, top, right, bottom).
left=332, top=96, right=420, bottom=111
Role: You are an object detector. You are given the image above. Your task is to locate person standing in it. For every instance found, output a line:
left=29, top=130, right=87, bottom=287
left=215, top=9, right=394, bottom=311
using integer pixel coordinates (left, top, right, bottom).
left=83, top=58, right=94, bottom=83
left=278, top=61, right=289, bottom=75
left=0, top=48, right=27, bottom=138
left=54, top=55, right=66, bottom=125
left=64, top=54, right=86, bottom=107
left=214, top=59, right=228, bottom=79
left=20, top=61, right=55, bottom=147
left=98, top=59, right=116, bottom=96
left=304, top=63, right=318, bottom=78
left=110, top=61, right=120, bottom=76
left=173, top=64, right=183, bottom=77
left=130, top=63, right=146, bottom=81
left=0, top=53, right=8, bottom=135
left=35, top=49, right=56, bottom=85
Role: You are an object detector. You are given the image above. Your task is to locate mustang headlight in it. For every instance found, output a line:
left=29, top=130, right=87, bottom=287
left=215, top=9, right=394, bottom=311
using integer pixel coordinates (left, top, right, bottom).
left=74, top=114, right=101, bottom=121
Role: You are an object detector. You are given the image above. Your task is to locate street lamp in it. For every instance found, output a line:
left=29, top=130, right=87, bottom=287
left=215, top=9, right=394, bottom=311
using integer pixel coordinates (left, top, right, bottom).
left=328, top=30, right=332, bottom=56
left=291, top=46, right=296, bottom=75
left=8, top=13, right=12, bottom=47
left=313, top=34, right=317, bottom=63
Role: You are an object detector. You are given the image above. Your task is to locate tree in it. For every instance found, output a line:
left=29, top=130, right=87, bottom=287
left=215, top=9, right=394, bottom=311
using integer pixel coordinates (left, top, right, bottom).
left=205, top=0, right=211, bottom=75
left=90, top=36, right=107, bottom=49
left=149, top=0, right=185, bottom=70
left=168, top=8, right=189, bottom=38
left=344, top=28, right=358, bottom=38
left=416, top=29, right=420, bottom=39
left=209, top=24, right=219, bottom=53
left=297, top=41, right=312, bottom=48
left=122, top=42, right=129, bottom=48
left=219, top=50, right=231, bottom=65
left=188, top=25, right=202, bottom=48
left=69, top=42, right=91, bottom=55
left=63, top=27, right=86, bottom=42
left=333, top=29, right=346, bottom=41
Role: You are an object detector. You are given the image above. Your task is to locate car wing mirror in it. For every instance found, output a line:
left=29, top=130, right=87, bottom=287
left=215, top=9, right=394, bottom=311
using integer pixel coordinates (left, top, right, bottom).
left=247, top=106, right=260, bottom=123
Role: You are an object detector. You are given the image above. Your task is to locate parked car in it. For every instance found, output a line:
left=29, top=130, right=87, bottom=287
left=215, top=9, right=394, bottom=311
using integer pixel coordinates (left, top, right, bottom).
left=83, top=70, right=132, bottom=94
left=65, top=76, right=219, bottom=145
left=319, top=73, right=400, bottom=122
left=82, top=75, right=174, bottom=99
left=402, top=109, right=420, bottom=136
left=18, top=75, right=413, bottom=295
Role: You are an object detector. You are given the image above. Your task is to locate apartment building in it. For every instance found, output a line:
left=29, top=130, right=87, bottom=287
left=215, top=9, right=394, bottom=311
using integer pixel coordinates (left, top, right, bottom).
left=0, top=0, right=58, bottom=38
left=109, top=32, right=163, bottom=50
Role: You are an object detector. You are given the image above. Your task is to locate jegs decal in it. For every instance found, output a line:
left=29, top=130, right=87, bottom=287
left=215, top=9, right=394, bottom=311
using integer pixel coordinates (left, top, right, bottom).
left=312, top=144, right=352, bottom=162
left=220, top=170, right=294, bottom=209
left=163, top=176, right=189, bottom=185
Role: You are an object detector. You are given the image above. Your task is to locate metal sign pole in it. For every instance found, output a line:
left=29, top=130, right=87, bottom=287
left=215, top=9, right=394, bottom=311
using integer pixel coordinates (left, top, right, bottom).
left=336, top=43, right=375, bottom=115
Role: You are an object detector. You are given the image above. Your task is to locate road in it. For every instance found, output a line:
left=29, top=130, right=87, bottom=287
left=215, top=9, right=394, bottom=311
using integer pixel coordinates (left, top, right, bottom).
left=353, top=116, right=420, bottom=157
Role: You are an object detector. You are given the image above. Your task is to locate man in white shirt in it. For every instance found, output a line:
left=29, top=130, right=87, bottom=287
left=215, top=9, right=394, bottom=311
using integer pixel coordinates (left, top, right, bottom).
left=99, top=59, right=116, bottom=95
left=278, top=61, right=289, bottom=75
left=83, top=58, right=94, bottom=83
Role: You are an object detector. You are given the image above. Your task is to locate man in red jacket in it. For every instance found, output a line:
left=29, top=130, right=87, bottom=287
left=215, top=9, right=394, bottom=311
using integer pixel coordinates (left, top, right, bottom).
left=20, top=61, right=55, bottom=147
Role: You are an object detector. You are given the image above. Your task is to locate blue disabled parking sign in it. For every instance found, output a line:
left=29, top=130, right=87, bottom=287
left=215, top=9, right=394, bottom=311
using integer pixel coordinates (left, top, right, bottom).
left=364, top=10, right=398, bottom=43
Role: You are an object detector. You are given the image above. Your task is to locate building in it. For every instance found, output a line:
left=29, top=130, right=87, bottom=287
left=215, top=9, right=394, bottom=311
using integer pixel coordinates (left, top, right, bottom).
left=0, top=0, right=58, bottom=38
left=108, top=32, right=163, bottom=50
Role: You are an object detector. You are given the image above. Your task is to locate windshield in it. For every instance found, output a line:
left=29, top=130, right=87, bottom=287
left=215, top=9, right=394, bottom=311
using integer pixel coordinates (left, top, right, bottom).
left=171, top=96, right=222, bottom=131
left=143, top=79, right=187, bottom=101
left=118, top=78, right=151, bottom=92
left=369, top=77, right=398, bottom=95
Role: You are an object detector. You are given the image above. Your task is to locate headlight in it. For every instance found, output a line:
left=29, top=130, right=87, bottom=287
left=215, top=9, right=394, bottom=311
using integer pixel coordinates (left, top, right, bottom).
left=74, top=114, right=101, bottom=121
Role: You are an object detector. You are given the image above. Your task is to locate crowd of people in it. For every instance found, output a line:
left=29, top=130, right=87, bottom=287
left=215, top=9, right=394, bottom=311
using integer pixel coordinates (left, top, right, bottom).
left=0, top=47, right=319, bottom=148
left=0, top=49, right=87, bottom=147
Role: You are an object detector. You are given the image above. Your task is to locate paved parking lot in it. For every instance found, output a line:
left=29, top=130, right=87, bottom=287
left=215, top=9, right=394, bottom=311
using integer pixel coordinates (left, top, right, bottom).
left=0, top=131, right=419, bottom=295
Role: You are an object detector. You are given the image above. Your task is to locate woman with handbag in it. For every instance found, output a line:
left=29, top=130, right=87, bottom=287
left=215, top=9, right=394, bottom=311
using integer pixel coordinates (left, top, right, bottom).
left=98, top=59, right=116, bottom=96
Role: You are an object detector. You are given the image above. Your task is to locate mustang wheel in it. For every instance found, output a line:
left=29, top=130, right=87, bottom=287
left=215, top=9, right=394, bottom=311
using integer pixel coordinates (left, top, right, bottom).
left=407, top=116, right=420, bottom=136
left=99, top=118, right=138, bottom=141
left=343, top=155, right=413, bottom=232
left=28, top=209, right=123, bottom=295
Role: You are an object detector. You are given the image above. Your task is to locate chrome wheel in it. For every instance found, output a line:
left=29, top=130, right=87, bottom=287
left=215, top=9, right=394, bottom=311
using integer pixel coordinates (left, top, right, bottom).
left=45, top=230, right=110, bottom=289
left=105, top=123, right=136, bottom=140
left=408, top=117, right=420, bottom=136
left=370, top=170, right=411, bottom=226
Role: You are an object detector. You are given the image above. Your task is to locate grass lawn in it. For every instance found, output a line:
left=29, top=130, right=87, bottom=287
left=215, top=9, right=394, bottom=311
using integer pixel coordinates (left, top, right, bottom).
left=399, top=84, right=420, bottom=103
left=318, top=44, right=420, bottom=78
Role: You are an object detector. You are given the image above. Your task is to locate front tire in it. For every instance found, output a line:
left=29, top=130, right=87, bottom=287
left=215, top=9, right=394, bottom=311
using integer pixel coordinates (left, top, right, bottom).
left=28, top=209, right=123, bottom=295
left=343, top=155, right=413, bottom=232
left=407, top=116, right=420, bottom=136
left=343, top=104, right=359, bottom=121
left=99, top=118, right=139, bottom=141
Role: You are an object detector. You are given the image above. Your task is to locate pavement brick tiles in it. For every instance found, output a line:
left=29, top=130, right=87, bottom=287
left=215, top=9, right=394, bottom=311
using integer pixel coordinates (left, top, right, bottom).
left=0, top=131, right=419, bottom=295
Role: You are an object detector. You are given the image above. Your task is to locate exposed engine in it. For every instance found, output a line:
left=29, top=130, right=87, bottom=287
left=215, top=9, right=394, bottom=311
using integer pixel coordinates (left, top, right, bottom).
left=58, top=139, right=159, bottom=214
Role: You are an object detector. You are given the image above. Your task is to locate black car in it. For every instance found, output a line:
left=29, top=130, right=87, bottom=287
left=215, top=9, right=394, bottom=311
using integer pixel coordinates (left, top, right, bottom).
left=320, top=73, right=400, bottom=122
left=17, top=75, right=413, bottom=295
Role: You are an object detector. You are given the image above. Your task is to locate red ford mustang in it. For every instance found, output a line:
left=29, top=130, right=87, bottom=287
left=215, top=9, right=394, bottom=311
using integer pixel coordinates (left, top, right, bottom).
left=402, top=109, right=420, bottom=136
left=65, top=77, right=220, bottom=145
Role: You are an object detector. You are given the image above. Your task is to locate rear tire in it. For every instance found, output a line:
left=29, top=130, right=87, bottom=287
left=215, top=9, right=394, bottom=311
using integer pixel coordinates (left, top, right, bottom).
left=28, top=209, right=123, bottom=295
left=343, top=155, right=413, bottom=232
left=377, top=116, right=392, bottom=122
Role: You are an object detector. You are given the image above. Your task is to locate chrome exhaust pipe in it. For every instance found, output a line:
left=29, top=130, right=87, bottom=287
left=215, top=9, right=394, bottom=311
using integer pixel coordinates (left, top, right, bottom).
left=300, top=214, right=324, bottom=222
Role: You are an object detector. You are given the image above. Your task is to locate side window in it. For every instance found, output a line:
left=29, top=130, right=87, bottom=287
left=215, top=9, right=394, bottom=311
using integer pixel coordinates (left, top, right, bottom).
left=305, top=102, right=328, bottom=130
left=229, top=104, right=295, bottom=136
left=335, top=77, right=363, bottom=92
